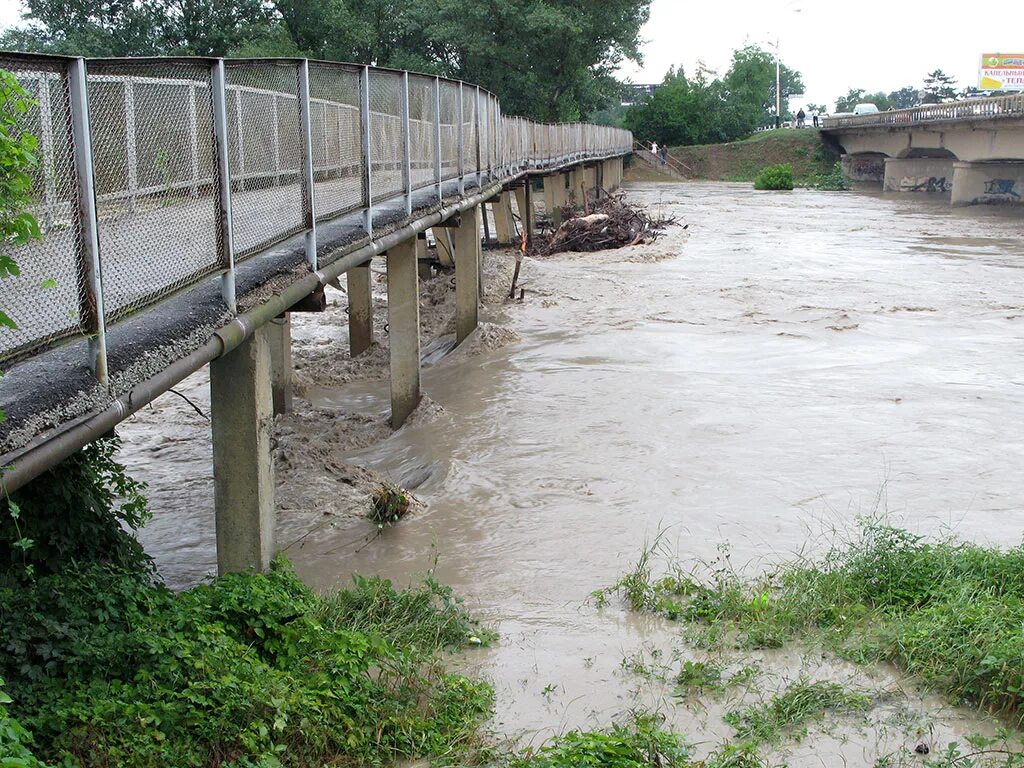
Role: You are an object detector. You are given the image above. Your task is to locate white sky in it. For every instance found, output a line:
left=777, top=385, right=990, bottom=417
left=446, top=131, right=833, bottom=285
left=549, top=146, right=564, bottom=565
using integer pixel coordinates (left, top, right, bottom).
left=618, top=0, right=1024, bottom=110
left=0, top=0, right=1021, bottom=111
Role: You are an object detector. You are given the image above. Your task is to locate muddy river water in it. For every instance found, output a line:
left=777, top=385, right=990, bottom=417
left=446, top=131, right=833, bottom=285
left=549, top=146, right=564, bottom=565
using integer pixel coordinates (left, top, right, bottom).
left=122, top=181, right=1024, bottom=763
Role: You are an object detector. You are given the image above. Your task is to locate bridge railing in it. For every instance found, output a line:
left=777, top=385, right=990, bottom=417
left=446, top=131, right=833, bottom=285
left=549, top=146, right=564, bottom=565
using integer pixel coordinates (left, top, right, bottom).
left=0, top=52, right=632, bottom=373
left=821, top=93, right=1024, bottom=130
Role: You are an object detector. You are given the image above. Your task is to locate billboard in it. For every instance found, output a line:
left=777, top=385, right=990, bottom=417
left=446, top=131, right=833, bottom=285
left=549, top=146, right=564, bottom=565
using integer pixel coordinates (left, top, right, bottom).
left=980, top=54, right=1024, bottom=91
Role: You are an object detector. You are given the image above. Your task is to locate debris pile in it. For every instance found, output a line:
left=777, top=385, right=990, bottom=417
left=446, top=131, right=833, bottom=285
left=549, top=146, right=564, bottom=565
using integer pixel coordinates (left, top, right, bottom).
left=540, top=191, right=682, bottom=255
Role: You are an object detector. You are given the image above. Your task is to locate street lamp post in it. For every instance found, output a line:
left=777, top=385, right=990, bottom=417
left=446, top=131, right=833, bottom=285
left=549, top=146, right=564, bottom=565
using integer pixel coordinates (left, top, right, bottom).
left=775, top=37, right=781, bottom=129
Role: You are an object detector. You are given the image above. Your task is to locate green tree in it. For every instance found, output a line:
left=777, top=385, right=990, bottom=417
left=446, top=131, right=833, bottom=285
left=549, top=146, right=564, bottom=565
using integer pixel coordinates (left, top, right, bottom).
left=835, top=88, right=865, bottom=112
left=887, top=86, right=919, bottom=109
left=722, top=45, right=804, bottom=127
left=921, top=69, right=958, bottom=104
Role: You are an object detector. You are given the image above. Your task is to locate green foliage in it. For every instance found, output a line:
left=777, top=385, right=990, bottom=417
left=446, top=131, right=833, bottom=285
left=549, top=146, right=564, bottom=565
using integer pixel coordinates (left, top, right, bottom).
left=0, top=435, right=152, bottom=578
left=753, top=164, right=793, bottom=191
left=0, top=678, right=51, bottom=768
left=625, top=47, right=804, bottom=147
left=0, top=69, right=41, bottom=333
left=604, top=522, right=1024, bottom=725
left=510, top=712, right=692, bottom=767
left=0, top=558, right=494, bottom=767
left=803, top=161, right=849, bottom=191
left=923, top=69, right=959, bottom=104
left=723, top=679, right=870, bottom=744
left=3, top=0, right=651, bottom=122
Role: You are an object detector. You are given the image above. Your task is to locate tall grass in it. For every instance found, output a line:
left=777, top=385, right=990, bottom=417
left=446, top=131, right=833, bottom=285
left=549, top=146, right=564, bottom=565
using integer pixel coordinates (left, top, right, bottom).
left=601, top=523, right=1024, bottom=725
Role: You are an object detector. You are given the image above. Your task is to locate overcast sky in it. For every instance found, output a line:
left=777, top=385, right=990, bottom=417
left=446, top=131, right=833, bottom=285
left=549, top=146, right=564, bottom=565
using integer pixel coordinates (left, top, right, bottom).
left=0, top=0, right=1021, bottom=111
left=618, top=0, right=1024, bottom=110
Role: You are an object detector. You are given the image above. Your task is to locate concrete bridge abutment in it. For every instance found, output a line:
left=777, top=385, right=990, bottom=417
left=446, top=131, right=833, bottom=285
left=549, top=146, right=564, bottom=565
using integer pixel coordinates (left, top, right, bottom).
left=883, top=158, right=954, bottom=194
left=951, top=161, right=1024, bottom=206
left=544, top=173, right=568, bottom=225
left=210, top=326, right=276, bottom=574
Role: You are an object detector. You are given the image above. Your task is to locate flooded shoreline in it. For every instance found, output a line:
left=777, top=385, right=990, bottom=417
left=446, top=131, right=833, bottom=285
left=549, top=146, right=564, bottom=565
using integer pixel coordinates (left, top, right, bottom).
left=119, top=181, right=1024, bottom=763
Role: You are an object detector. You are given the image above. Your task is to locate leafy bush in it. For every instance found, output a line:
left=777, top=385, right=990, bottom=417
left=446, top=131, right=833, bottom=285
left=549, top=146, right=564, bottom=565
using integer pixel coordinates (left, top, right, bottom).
left=753, top=164, right=793, bottom=190
left=803, top=161, right=849, bottom=191
left=0, top=435, right=152, bottom=579
left=0, top=559, right=494, bottom=767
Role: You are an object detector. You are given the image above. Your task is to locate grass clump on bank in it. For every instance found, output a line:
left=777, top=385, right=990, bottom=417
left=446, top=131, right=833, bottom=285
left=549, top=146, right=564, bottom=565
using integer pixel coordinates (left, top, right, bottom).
left=753, top=164, right=794, bottom=191
left=598, top=523, right=1024, bottom=726
left=0, top=438, right=495, bottom=767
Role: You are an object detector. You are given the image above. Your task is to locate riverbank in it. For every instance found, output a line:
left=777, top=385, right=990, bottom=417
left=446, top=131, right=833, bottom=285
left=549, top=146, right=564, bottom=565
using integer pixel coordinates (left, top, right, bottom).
left=667, top=130, right=838, bottom=183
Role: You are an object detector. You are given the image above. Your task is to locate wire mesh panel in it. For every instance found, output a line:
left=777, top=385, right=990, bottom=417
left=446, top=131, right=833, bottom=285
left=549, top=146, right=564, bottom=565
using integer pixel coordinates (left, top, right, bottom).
left=0, top=55, right=83, bottom=363
left=407, top=74, right=436, bottom=193
left=225, top=60, right=303, bottom=259
left=308, top=62, right=362, bottom=226
left=369, top=69, right=403, bottom=203
left=439, top=80, right=459, bottom=182
left=86, top=60, right=220, bottom=321
left=462, top=85, right=478, bottom=175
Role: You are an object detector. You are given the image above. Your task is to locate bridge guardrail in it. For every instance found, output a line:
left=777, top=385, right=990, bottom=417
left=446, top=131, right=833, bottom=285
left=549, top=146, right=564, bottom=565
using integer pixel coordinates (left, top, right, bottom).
left=0, top=52, right=633, bottom=374
left=821, top=93, right=1024, bottom=130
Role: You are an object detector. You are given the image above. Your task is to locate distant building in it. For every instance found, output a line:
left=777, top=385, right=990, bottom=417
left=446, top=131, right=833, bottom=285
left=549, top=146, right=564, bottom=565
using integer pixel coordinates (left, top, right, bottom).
left=622, top=83, right=659, bottom=105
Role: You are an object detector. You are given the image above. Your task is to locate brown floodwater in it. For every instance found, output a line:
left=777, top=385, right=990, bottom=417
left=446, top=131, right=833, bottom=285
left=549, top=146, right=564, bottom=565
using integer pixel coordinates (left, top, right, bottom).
left=122, top=181, right=1024, bottom=763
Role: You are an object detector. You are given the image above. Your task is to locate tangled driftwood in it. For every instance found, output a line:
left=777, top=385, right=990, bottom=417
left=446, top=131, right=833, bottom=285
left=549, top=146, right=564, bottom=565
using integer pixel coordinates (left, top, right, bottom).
left=540, top=190, right=681, bottom=255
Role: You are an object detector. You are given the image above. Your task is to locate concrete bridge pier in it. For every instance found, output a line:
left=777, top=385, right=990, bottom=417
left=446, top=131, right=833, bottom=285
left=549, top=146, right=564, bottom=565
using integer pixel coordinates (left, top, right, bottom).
left=453, top=205, right=481, bottom=343
left=514, top=184, right=534, bottom=242
left=544, top=173, right=568, bottom=225
left=386, top=239, right=421, bottom=428
left=883, top=158, right=954, bottom=194
left=210, top=327, right=276, bottom=574
left=569, top=166, right=587, bottom=204
left=346, top=263, right=374, bottom=356
left=951, top=161, right=1024, bottom=206
left=491, top=192, right=516, bottom=244
left=267, top=313, right=292, bottom=415
left=840, top=154, right=886, bottom=184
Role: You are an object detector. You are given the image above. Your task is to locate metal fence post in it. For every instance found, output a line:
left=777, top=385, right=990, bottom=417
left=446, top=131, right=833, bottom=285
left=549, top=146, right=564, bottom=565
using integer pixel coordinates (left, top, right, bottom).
left=297, top=59, right=317, bottom=270
left=457, top=82, right=465, bottom=195
left=37, top=73, right=57, bottom=227
left=124, top=77, right=138, bottom=212
left=68, top=57, right=108, bottom=386
left=233, top=88, right=245, bottom=191
left=401, top=70, right=412, bottom=216
left=271, top=93, right=281, bottom=186
left=474, top=85, right=482, bottom=186
left=360, top=65, right=373, bottom=237
left=211, top=59, right=237, bottom=312
left=433, top=76, right=442, bottom=202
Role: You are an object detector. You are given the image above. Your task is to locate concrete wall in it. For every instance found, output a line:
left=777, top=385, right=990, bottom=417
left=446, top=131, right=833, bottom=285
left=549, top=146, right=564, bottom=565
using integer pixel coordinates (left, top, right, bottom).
left=952, top=161, right=1024, bottom=206
left=841, top=154, right=885, bottom=183
left=883, top=158, right=955, bottom=193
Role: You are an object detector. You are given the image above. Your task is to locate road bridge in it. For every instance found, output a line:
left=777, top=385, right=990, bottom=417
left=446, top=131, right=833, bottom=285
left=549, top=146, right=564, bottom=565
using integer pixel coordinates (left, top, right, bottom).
left=822, top=94, right=1024, bottom=206
left=0, top=52, right=630, bottom=573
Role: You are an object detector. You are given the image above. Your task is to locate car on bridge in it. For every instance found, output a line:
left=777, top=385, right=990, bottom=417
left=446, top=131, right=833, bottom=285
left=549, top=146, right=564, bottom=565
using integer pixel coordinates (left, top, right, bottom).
left=853, top=103, right=880, bottom=115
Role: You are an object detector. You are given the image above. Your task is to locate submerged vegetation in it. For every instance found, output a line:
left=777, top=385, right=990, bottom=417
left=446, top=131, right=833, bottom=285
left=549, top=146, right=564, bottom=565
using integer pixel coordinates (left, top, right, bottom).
left=598, top=522, right=1024, bottom=727
left=753, top=164, right=794, bottom=191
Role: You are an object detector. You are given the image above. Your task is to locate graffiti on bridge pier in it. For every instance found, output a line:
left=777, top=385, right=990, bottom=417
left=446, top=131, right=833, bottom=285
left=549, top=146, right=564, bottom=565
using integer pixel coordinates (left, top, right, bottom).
left=899, top=175, right=953, bottom=193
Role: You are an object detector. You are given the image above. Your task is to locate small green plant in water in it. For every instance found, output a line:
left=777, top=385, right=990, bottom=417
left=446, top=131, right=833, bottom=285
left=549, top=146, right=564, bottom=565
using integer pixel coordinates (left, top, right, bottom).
left=724, top=678, right=871, bottom=744
left=753, top=163, right=794, bottom=190
left=370, top=482, right=411, bottom=527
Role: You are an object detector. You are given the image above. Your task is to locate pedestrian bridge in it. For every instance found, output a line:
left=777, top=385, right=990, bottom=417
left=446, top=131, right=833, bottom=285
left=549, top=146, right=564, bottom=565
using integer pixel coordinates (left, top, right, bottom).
left=821, top=94, right=1024, bottom=205
left=0, top=50, right=631, bottom=567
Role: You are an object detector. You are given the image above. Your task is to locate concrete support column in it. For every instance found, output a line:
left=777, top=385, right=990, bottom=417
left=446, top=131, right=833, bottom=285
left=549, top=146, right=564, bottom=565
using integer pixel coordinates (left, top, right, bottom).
left=386, top=239, right=421, bottom=428
left=491, top=192, right=515, bottom=244
left=416, top=234, right=431, bottom=281
left=951, top=161, right=1024, bottom=207
left=513, top=184, right=534, bottom=240
left=267, top=313, right=292, bottom=416
left=569, top=167, right=586, bottom=205
left=882, top=157, right=954, bottom=193
left=433, top=227, right=455, bottom=267
left=840, top=154, right=885, bottom=184
left=544, top=174, right=568, bottom=225
left=210, top=326, right=275, bottom=574
left=453, top=203, right=481, bottom=344
left=347, top=263, right=374, bottom=357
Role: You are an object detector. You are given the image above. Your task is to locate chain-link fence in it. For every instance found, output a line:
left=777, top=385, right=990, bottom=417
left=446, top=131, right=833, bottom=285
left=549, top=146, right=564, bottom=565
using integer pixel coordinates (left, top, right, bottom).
left=0, top=52, right=633, bottom=368
left=0, top=55, right=84, bottom=362
left=308, top=62, right=363, bottom=226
